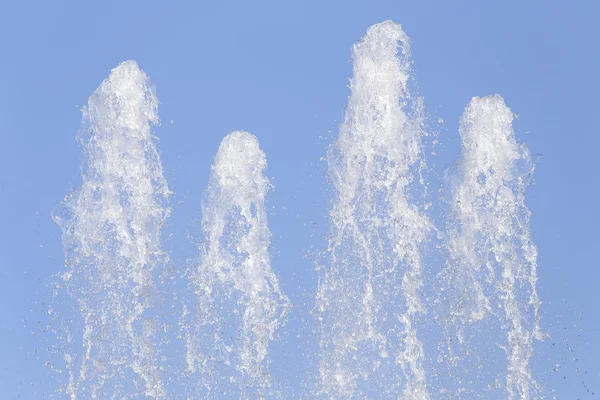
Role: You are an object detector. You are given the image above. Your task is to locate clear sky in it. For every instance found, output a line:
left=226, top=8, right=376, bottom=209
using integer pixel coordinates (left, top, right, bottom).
left=0, top=0, right=598, bottom=398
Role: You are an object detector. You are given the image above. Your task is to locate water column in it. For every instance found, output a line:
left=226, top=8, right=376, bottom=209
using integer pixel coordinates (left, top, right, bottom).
left=316, top=21, right=432, bottom=399
left=185, top=131, right=290, bottom=397
left=53, top=61, right=170, bottom=399
left=439, top=95, right=543, bottom=399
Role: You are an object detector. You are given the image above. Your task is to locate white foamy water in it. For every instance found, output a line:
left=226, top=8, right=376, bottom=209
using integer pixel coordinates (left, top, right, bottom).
left=316, top=21, right=432, bottom=399
left=50, top=25, right=547, bottom=400
left=53, top=61, right=170, bottom=399
left=439, top=95, right=542, bottom=399
left=185, top=131, right=290, bottom=397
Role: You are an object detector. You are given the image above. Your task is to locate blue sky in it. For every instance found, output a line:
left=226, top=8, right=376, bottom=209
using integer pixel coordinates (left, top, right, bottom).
left=1, top=0, right=598, bottom=398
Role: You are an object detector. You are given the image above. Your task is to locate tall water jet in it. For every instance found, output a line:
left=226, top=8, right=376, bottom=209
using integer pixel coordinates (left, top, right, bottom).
left=52, top=61, right=170, bottom=398
left=316, top=21, right=432, bottom=399
left=185, top=131, right=290, bottom=397
left=438, top=95, right=542, bottom=399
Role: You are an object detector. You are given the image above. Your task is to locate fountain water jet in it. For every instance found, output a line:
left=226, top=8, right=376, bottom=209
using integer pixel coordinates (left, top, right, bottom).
left=185, top=131, right=290, bottom=397
left=316, top=21, right=432, bottom=399
left=438, top=95, right=543, bottom=399
left=53, top=60, right=171, bottom=399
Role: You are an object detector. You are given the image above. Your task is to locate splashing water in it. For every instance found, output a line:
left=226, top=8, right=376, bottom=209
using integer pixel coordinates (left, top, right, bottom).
left=52, top=61, right=170, bottom=399
left=316, top=21, right=432, bottom=399
left=438, top=95, right=542, bottom=399
left=50, top=22, right=547, bottom=400
left=185, top=131, right=290, bottom=397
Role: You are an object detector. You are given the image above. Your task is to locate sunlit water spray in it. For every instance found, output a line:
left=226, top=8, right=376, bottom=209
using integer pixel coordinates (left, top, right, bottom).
left=438, top=95, right=542, bottom=399
left=316, top=21, right=432, bottom=399
left=184, top=131, right=290, bottom=397
left=52, top=61, right=171, bottom=399
left=50, top=22, right=546, bottom=400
